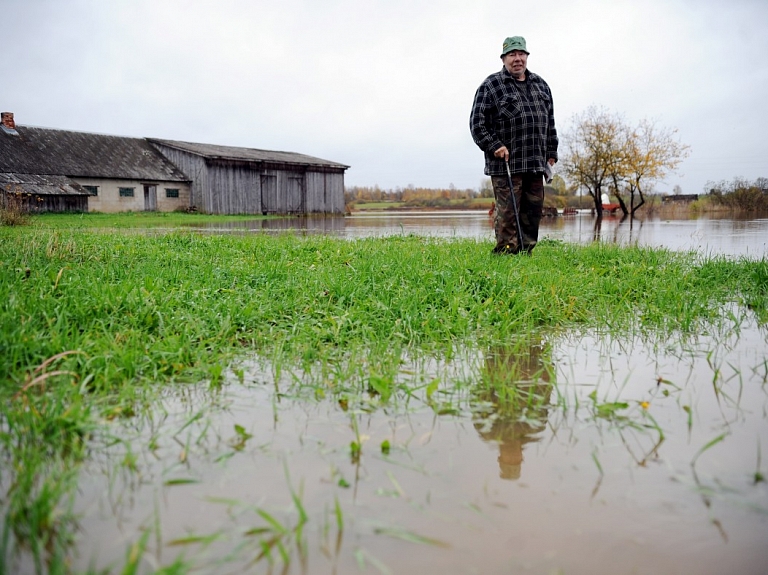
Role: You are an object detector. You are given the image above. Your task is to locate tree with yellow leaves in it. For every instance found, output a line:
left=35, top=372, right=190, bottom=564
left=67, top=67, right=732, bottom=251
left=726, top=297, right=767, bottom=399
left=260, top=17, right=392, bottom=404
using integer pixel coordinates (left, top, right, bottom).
left=562, top=106, right=689, bottom=217
left=620, top=119, right=690, bottom=214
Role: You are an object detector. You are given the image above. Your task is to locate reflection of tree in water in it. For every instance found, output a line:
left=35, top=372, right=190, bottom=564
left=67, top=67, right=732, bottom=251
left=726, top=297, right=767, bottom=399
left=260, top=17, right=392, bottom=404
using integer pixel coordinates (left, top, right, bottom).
left=472, top=339, right=553, bottom=480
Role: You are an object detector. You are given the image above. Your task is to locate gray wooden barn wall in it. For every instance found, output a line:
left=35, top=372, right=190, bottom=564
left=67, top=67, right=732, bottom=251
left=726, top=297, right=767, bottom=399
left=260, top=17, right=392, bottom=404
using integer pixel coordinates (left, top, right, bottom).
left=151, top=142, right=345, bottom=215
left=269, top=170, right=302, bottom=214
left=207, top=163, right=262, bottom=214
left=306, top=172, right=345, bottom=213
left=1, top=192, right=88, bottom=213
left=149, top=145, right=205, bottom=209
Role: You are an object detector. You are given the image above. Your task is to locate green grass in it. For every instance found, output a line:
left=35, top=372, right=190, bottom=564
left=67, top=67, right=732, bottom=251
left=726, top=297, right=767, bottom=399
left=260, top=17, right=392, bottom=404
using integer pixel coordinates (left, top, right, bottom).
left=25, top=211, right=275, bottom=229
left=350, top=201, right=406, bottom=210
left=0, top=220, right=766, bottom=572
left=2, top=228, right=765, bottom=392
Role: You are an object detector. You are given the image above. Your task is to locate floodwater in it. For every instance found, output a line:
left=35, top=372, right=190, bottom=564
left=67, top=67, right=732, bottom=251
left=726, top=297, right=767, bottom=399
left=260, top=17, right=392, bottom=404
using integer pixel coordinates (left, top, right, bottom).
left=8, top=211, right=768, bottom=574
left=70, top=321, right=768, bottom=574
left=182, top=210, right=768, bottom=259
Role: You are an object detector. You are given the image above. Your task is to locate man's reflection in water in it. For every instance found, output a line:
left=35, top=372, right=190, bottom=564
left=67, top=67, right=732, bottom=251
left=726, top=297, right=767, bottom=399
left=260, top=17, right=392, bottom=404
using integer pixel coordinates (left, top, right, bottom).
left=472, top=338, right=553, bottom=480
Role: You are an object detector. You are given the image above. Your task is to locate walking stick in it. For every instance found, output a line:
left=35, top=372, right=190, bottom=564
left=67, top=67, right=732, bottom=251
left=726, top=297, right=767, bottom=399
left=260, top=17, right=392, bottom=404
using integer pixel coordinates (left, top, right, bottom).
left=504, top=159, right=525, bottom=253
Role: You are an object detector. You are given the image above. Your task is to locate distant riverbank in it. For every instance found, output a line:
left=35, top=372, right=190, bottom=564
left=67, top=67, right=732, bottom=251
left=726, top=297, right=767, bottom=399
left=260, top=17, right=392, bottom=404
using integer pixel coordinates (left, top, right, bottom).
left=348, top=198, right=494, bottom=212
left=349, top=196, right=755, bottom=217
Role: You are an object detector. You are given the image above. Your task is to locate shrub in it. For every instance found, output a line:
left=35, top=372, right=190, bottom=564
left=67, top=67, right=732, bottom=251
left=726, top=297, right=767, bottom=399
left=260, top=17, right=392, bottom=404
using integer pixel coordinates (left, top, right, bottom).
left=0, top=189, right=33, bottom=226
left=706, top=177, right=768, bottom=212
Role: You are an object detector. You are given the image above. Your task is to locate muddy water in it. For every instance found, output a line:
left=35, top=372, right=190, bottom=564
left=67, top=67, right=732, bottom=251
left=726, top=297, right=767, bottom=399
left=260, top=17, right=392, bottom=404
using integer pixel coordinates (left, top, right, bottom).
left=71, top=319, right=768, bottom=574
left=182, top=211, right=768, bottom=259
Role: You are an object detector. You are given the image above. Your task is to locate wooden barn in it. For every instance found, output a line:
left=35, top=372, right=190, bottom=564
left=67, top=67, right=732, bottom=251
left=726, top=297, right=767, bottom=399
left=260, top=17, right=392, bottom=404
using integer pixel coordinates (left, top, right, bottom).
left=0, top=172, right=90, bottom=213
left=0, top=113, right=191, bottom=213
left=149, top=139, right=349, bottom=215
left=1, top=111, right=349, bottom=215
left=1, top=114, right=90, bottom=212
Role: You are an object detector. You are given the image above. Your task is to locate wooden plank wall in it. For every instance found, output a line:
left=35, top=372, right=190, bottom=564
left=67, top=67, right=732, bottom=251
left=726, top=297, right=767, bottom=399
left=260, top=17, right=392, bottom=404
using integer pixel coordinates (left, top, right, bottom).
left=263, top=170, right=304, bottom=214
left=207, top=163, right=262, bottom=214
left=281, top=171, right=304, bottom=213
left=151, top=142, right=346, bottom=215
left=41, top=196, right=88, bottom=212
left=327, top=172, right=345, bottom=213
left=150, top=145, right=206, bottom=209
left=261, top=172, right=277, bottom=214
left=305, top=171, right=344, bottom=213
left=306, top=172, right=324, bottom=212
left=1, top=193, right=88, bottom=213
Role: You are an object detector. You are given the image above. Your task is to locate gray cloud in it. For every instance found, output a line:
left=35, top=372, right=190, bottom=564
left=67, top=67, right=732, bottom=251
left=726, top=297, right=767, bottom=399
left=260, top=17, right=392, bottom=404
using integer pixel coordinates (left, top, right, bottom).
left=4, top=0, right=767, bottom=193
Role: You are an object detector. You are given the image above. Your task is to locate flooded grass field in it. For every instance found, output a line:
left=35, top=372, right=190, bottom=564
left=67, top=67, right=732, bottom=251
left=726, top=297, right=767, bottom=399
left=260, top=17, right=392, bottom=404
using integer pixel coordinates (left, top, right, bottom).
left=1, top=217, right=767, bottom=574
left=172, top=210, right=768, bottom=259
left=70, top=325, right=768, bottom=574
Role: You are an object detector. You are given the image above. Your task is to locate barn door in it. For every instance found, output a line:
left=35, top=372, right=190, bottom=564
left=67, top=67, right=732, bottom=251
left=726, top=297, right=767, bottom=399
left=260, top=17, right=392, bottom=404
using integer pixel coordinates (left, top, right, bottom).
left=286, top=174, right=305, bottom=214
left=261, top=174, right=277, bottom=214
left=143, top=185, right=157, bottom=211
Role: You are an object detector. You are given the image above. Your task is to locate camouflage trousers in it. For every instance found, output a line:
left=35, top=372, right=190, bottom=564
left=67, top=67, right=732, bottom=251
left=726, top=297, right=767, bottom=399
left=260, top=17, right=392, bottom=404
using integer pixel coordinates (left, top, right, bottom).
left=490, top=173, right=544, bottom=254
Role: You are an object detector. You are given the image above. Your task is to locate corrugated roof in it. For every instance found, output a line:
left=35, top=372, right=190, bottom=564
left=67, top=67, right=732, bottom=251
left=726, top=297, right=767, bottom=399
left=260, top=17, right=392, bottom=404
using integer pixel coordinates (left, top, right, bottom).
left=0, top=126, right=190, bottom=182
left=149, top=138, right=349, bottom=170
left=0, top=172, right=91, bottom=196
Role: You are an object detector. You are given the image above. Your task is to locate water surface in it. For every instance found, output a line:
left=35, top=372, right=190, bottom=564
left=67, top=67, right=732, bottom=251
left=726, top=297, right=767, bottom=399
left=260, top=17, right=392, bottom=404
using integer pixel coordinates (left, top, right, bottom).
left=182, top=211, right=768, bottom=259
left=70, top=321, right=768, bottom=574
left=9, top=210, right=766, bottom=573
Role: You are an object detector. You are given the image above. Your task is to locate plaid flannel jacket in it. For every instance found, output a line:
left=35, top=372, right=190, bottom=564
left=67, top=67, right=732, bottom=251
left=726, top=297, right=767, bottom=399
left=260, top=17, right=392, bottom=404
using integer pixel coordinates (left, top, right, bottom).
left=470, top=67, right=558, bottom=176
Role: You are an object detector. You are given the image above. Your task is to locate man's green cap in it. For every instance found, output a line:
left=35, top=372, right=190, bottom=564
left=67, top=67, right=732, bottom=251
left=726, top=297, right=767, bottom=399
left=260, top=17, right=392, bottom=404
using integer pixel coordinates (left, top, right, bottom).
left=501, top=36, right=529, bottom=56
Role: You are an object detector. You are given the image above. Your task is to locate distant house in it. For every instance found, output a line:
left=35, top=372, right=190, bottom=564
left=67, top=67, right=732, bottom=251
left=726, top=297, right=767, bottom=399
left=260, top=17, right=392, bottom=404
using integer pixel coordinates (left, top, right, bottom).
left=1, top=111, right=349, bottom=215
left=662, top=194, right=699, bottom=204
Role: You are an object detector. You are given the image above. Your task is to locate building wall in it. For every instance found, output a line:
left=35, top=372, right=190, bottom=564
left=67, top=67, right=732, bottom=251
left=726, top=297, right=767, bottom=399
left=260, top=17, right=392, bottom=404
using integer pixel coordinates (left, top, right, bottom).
left=207, top=162, right=262, bottom=214
left=150, top=142, right=345, bottom=215
left=76, top=177, right=191, bottom=213
left=306, top=171, right=345, bottom=213
left=0, top=191, right=88, bottom=213
left=662, top=194, right=699, bottom=203
left=261, top=168, right=345, bottom=215
left=330, top=172, right=345, bottom=213
left=272, top=169, right=304, bottom=214
left=306, top=172, right=325, bottom=213
left=149, top=145, right=207, bottom=209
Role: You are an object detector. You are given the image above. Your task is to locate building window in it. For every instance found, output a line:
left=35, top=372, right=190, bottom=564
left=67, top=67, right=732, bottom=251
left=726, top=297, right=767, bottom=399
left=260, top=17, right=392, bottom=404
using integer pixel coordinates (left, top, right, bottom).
left=165, top=188, right=179, bottom=198
left=83, top=185, right=98, bottom=196
left=119, top=187, right=135, bottom=197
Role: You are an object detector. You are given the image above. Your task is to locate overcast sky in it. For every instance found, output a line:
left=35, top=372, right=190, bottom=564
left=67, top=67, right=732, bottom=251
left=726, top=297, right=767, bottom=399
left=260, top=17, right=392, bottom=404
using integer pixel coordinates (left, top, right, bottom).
left=5, top=0, right=767, bottom=194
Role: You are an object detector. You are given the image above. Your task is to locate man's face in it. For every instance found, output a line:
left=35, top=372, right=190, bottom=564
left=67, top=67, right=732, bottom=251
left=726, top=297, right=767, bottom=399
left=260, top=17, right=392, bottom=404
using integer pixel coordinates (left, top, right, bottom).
left=502, top=50, right=528, bottom=78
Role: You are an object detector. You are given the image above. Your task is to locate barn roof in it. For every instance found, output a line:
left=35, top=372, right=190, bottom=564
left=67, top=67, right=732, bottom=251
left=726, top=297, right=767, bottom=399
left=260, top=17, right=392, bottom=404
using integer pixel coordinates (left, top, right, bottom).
left=0, top=126, right=190, bottom=182
left=0, top=172, right=91, bottom=196
left=149, top=138, right=349, bottom=170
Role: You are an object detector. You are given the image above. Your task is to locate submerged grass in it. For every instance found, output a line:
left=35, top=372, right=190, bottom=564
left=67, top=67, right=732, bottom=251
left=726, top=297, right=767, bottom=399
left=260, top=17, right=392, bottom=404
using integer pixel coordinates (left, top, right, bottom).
left=1, top=224, right=766, bottom=572
left=22, top=211, right=274, bottom=229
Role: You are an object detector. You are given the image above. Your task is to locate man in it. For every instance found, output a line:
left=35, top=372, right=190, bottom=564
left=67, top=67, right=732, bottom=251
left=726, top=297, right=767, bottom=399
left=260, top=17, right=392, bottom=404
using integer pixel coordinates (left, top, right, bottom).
left=470, top=36, right=558, bottom=254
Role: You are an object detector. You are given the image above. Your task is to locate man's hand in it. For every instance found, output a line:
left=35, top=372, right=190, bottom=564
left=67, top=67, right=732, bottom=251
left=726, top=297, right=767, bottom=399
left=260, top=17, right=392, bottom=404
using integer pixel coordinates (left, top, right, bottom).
left=494, top=146, right=509, bottom=161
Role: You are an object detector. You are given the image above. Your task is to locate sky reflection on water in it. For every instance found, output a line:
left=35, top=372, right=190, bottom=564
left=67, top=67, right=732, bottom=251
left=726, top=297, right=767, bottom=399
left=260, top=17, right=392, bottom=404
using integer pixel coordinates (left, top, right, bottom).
left=71, top=320, right=768, bottom=574
left=183, top=211, right=768, bottom=259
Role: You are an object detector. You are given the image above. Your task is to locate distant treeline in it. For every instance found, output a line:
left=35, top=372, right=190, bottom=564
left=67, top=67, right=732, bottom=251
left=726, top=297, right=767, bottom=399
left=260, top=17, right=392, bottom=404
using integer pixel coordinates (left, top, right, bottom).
left=345, top=175, right=768, bottom=212
left=706, top=177, right=768, bottom=211
left=344, top=185, right=483, bottom=205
